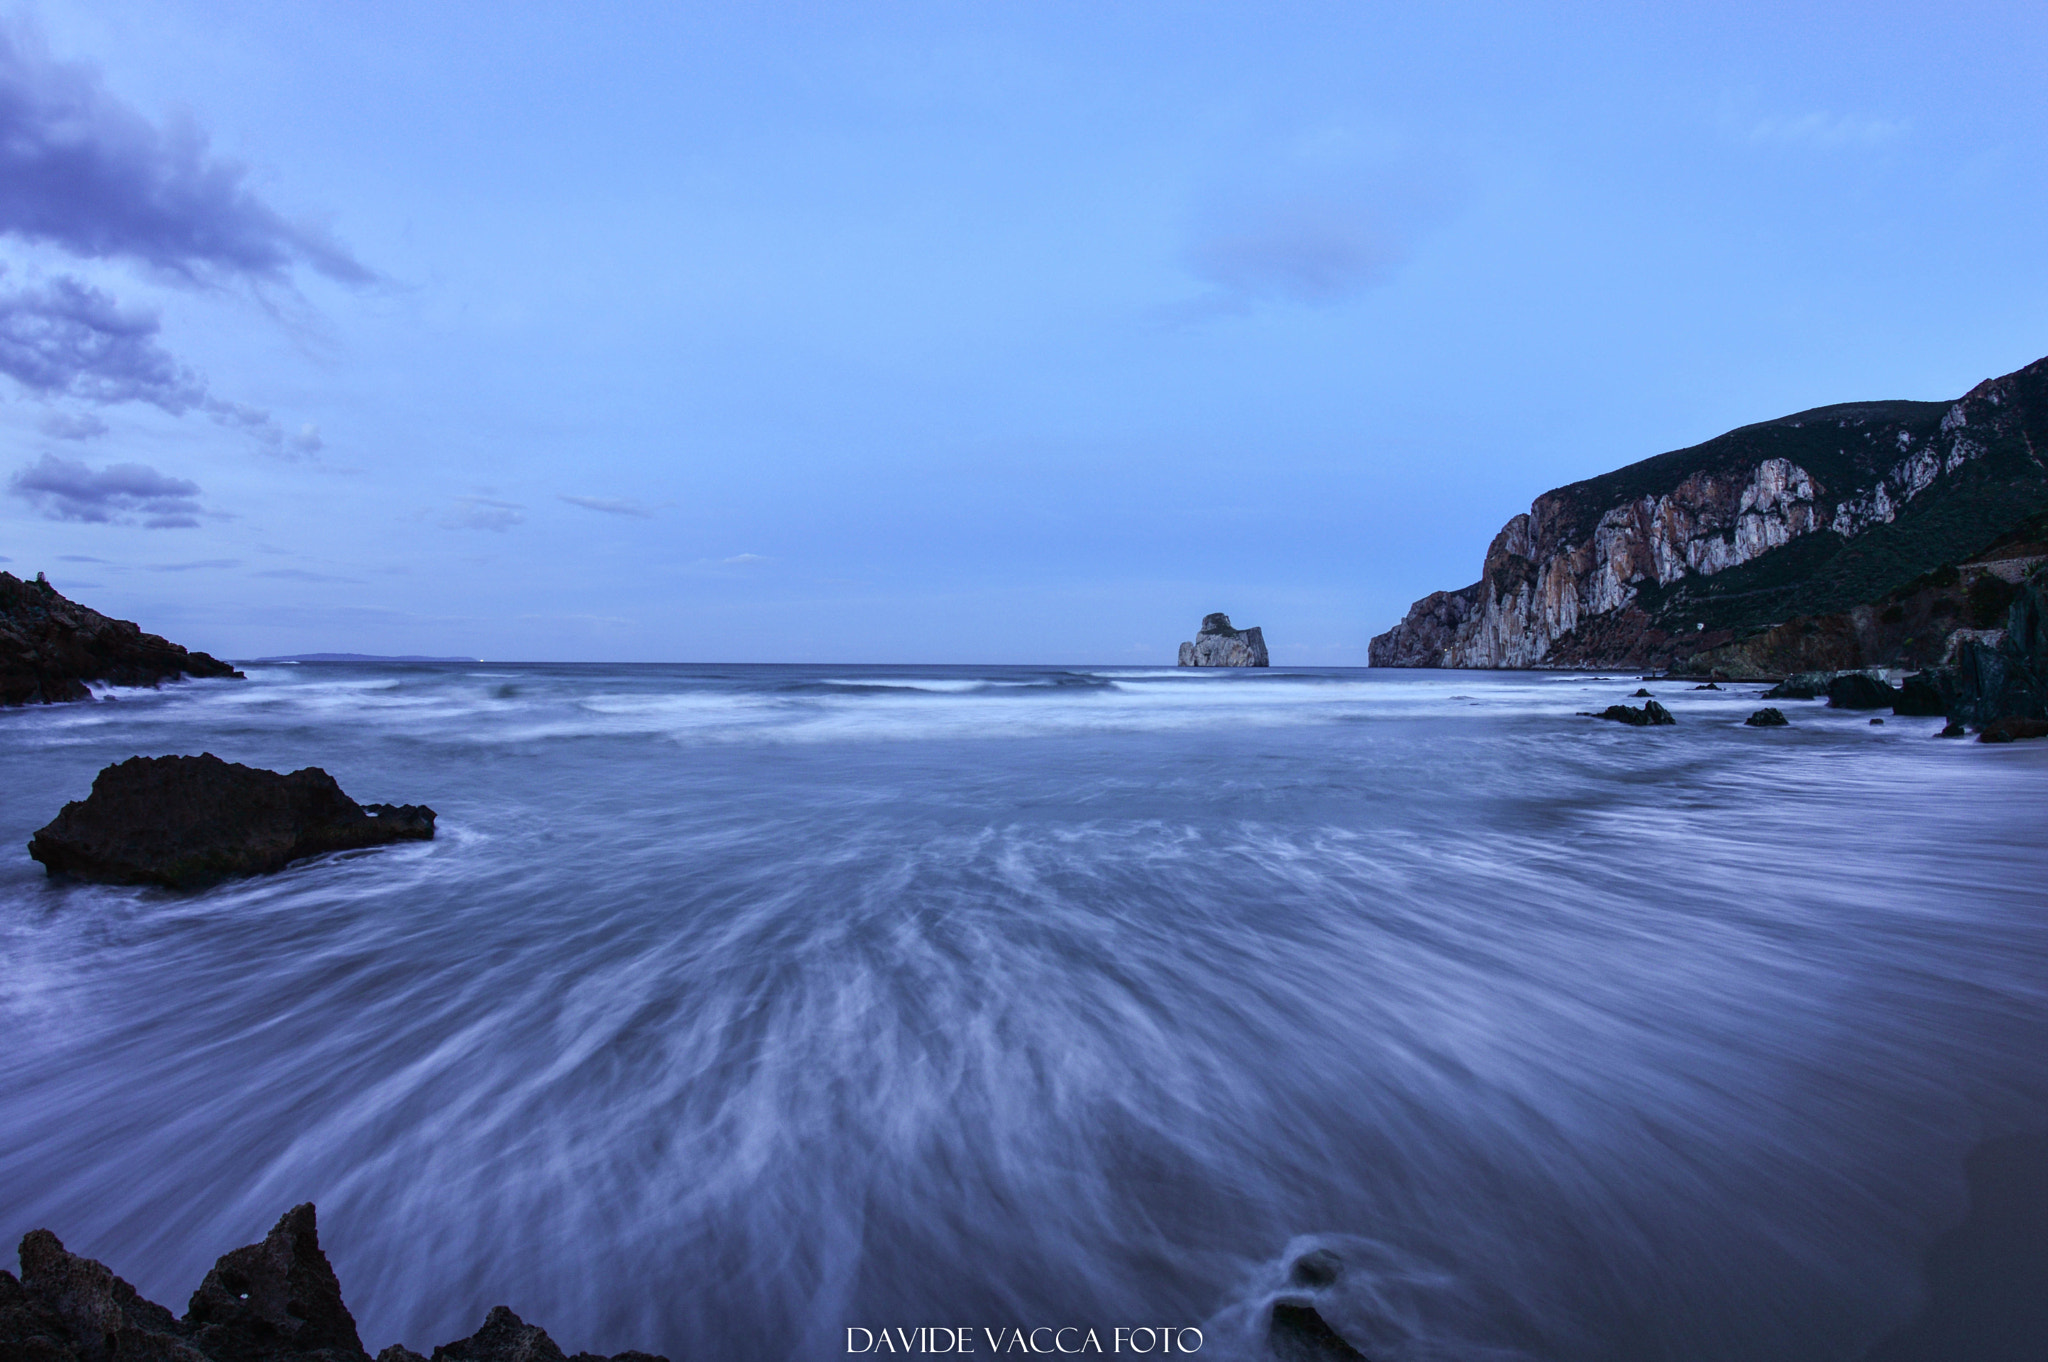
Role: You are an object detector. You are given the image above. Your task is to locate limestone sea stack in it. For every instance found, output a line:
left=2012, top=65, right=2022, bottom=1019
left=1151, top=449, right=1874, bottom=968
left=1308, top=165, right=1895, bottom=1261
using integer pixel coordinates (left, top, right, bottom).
left=2, top=570, right=242, bottom=705
left=1177, top=613, right=1269, bottom=667
left=29, top=754, right=435, bottom=888
left=0, top=1203, right=666, bottom=1362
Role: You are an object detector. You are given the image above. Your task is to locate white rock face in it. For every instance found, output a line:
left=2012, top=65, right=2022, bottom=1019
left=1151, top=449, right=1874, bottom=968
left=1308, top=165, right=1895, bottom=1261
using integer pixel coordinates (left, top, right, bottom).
left=1177, top=613, right=1269, bottom=666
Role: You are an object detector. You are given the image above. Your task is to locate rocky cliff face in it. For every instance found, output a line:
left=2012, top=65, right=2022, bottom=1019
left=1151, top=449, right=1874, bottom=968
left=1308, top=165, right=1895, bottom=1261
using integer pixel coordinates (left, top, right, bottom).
left=1371, top=354, right=2048, bottom=674
left=1178, top=612, right=1269, bottom=666
left=2, top=570, right=242, bottom=704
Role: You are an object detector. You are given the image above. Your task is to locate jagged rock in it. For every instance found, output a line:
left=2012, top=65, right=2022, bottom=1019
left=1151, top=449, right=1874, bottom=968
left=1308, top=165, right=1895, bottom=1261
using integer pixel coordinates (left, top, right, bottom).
left=1827, top=673, right=1899, bottom=710
left=1979, top=717, right=2048, bottom=743
left=2, top=571, right=241, bottom=707
left=1595, top=700, right=1675, bottom=726
left=1939, top=722, right=1967, bottom=738
left=1918, top=563, right=2048, bottom=728
left=1370, top=354, right=2048, bottom=673
left=1745, top=708, right=1789, bottom=727
left=1762, top=672, right=1831, bottom=700
left=185, top=1205, right=363, bottom=1362
left=1268, top=1303, right=1366, bottom=1361
left=5, top=1210, right=666, bottom=1362
left=1893, top=673, right=1947, bottom=716
left=1177, top=613, right=1269, bottom=667
left=28, top=754, right=435, bottom=888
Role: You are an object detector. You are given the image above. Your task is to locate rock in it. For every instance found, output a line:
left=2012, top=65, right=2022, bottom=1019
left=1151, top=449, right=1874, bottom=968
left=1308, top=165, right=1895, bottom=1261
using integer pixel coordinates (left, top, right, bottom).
left=1918, top=563, right=2048, bottom=728
left=1693, top=681, right=1721, bottom=690
left=1870, top=717, right=1885, bottom=725
left=1979, top=716, right=2048, bottom=743
left=28, top=754, right=435, bottom=888
left=1745, top=708, right=1789, bottom=727
left=1176, top=613, right=1269, bottom=667
left=5, top=1210, right=666, bottom=1362
left=1596, top=700, right=1676, bottom=726
left=1893, top=672, right=1947, bottom=716
left=1826, top=673, right=1898, bottom=710
left=185, top=1205, right=363, bottom=1362
left=1288, top=1249, right=1343, bottom=1290
left=1369, top=352, right=2048, bottom=673
left=1268, top=1303, right=1366, bottom=1361
left=1939, top=721, right=1966, bottom=738
left=1763, top=672, right=1832, bottom=700
left=2, top=571, right=241, bottom=707
left=1631, top=688, right=1653, bottom=697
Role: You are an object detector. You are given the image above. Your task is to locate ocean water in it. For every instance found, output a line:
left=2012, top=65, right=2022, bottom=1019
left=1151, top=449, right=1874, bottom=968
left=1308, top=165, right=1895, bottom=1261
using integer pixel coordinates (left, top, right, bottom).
left=2, top=663, right=2045, bottom=1361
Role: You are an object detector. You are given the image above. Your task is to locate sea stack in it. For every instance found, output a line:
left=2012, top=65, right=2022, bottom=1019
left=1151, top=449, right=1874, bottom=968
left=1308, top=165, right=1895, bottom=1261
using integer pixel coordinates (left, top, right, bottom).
left=1177, top=613, right=1269, bottom=667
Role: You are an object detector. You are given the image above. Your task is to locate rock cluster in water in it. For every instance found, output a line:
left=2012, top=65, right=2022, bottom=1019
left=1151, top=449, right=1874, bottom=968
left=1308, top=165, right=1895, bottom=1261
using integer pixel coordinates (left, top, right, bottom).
left=1590, top=699, right=1675, bottom=726
left=1369, top=352, right=2048, bottom=676
left=0, top=1204, right=665, bottom=1362
left=29, top=754, right=435, bottom=888
left=2, top=570, right=241, bottom=706
left=1177, top=613, right=1269, bottom=667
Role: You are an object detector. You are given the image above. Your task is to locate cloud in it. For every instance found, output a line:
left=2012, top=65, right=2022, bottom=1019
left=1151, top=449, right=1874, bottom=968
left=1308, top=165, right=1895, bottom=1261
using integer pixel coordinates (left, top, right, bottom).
left=1746, top=111, right=1907, bottom=150
left=0, top=27, right=369, bottom=284
left=0, top=273, right=205, bottom=409
left=257, top=567, right=361, bottom=583
left=148, top=557, right=237, bottom=571
left=1186, top=201, right=1405, bottom=305
left=38, top=408, right=106, bottom=439
left=721, top=552, right=770, bottom=565
left=558, top=493, right=654, bottom=518
left=443, top=495, right=524, bottom=531
left=9, top=452, right=205, bottom=526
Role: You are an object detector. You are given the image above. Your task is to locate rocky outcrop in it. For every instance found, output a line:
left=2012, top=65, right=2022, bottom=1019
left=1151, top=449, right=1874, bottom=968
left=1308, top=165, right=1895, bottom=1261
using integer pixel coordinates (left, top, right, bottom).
left=1745, top=708, right=1789, bottom=727
left=0, top=1206, right=664, bottom=1362
left=2, top=571, right=241, bottom=705
left=1827, top=673, right=1898, bottom=710
left=28, top=754, right=435, bottom=888
left=1371, top=354, right=2048, bottom=673
left=1177, top=613, right=1269, bottom=667
left=1588, top=699, right=1675, bottom=726
left=1913, top=561, right=2048, bottom=730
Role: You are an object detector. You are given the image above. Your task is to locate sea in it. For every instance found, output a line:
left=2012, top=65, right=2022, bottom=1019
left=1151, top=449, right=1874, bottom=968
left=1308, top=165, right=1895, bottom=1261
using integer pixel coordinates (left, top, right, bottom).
left=2, top=662, right=2044, bottom=1362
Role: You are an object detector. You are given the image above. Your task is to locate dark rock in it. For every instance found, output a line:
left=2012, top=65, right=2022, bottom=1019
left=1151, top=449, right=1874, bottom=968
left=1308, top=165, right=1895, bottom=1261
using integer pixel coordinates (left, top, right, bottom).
left=1827, top=672, right=1899, bottom=710
left=1745, top=708, right=1789, bottom=727
left=1763, top=672, right=1831, bottom=700
left=6, top=1210, right=666, bottom=1362
left=185, top=1205, right=363, bottom=1362
left=1693, top=681, right=1721, bottom=690
left=1870, top=717, right=1885, bottom=724
left=14, top=1228, right=200, bottom=1362
left=1894, top=672, right=1947, bottom=716
left=28, top=754, right=434, bottom=888
left=1596, top=700, right=1675, bottom=726
left=1631, top=688, right=1653, bottom=697
left=1939, top=722, right=1967, bottom=738
left=2, top=571, right=241, bottom=707
left=1922, top=564, right=2048, bottom=727
left=1177, top=613, right=1269, bottom=667
left=1288, top=1249, right=1343, bottom=1289
left=1268, top=1302, right=1367, bottom=1361
left=1979, top=717, right=2048, bottom=743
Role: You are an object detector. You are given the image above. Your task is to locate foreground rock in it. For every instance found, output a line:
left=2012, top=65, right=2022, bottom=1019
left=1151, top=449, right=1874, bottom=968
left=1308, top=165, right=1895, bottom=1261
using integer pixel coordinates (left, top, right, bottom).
left=1915, top=562, right=2048, bottom=732
left=1370, top=352, right=2048, bottom=674
left=29, top=754, right=434, bottom=888
left=2, top=571, right=241, bottom=706
left=0, top=1205, right=664, bottom=1362
left=1827, top=673, right=1899, bottom=710
left=1745, top=708, right=1789, bottom=727
left=1177, top=612, right=1269, bottom=667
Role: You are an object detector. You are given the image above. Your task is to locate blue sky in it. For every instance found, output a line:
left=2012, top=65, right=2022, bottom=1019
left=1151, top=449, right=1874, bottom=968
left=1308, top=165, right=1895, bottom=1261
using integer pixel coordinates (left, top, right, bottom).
left=2, top=2, right=2044, bottom=662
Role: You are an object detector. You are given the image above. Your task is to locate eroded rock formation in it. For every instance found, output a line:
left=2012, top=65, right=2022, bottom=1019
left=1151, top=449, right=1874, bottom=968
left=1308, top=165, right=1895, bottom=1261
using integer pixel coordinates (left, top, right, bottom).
left=29, top=754, right=435, bottom=888
left=0, top=1206, right=664, bottom=1362
left=2, top=571, right=241, bottom=706
left=1177, top=613, right=1269, bottom=667
left=1371, top=354, right=2048, bottom=675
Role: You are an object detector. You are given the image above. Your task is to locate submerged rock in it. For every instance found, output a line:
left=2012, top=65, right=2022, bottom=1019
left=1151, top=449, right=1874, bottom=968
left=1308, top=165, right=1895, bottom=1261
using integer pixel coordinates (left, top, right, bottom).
left=28, top=754, right=434, bottom=888
left=2, top=570, right=241, bottom=706
left=1268, top=1303, right=1367, bottom=1361
left=1595, top=700, right=1676, bottom=726
left=1978, top=716, right=2048, bottom=743
left=1827, top=673, right=1899, bottom=710
left=1177, top=613, right=1269, bottom=667
left=1745, top=708, right=1789, bottom=727
left=0, top=1207, right=665, bottom=1362
left=1631, top=688, right=1653, bottom=697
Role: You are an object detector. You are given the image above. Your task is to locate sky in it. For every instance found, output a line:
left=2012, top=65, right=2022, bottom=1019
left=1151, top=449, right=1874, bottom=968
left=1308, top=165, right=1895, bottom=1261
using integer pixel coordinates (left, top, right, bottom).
left=1, top=2, right=2044, bottom=663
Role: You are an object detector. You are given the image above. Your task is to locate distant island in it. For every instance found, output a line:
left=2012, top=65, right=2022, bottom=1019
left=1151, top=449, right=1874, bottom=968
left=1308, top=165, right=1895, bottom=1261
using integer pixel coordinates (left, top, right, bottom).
left=255, top=653, right=483, bottom=663
left=1371, top=352, right=2048, bottom=677
left=1178, top=612, right=1269, bottom=667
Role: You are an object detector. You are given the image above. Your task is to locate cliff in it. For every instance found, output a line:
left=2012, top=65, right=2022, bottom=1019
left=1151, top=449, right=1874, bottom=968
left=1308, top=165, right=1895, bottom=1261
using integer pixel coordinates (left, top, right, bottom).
left=1370, top=354, right=2048, bottom=674
left=1178, top=612, right=1270, bottom=666
left=2, top=570, right=242, bottom=704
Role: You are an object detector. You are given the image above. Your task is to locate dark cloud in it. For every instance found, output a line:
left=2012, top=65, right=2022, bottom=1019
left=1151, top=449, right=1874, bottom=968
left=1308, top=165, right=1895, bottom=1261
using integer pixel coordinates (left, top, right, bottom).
left=0, top=28, right=369, bottom=284
left=0, top=273, right=204, bottom=409
left=9, top=452, right=205, bottom=527
left=37, top=408, right=107, bottom=439
left=257, top=567, right=362, bottom=583
left=149, top=558, right=238, bottom=571
left=558, top=493, right=655, bottom=518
